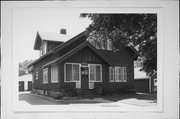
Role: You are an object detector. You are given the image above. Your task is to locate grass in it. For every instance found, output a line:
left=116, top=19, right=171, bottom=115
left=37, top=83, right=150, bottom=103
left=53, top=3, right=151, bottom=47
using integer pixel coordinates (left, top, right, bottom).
left=102, top=92, right=157, bottom=102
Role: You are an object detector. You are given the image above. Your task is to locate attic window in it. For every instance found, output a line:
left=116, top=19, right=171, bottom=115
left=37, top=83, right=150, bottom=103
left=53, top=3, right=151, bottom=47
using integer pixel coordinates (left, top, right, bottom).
left=88, top=37, right=113, bottom=50
left=40, top=42, right=47, bottom=56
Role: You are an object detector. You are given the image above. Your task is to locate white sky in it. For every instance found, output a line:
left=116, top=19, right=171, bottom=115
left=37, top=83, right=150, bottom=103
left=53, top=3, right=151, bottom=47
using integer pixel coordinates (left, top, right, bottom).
left=13, top=8, right=92, bottom=62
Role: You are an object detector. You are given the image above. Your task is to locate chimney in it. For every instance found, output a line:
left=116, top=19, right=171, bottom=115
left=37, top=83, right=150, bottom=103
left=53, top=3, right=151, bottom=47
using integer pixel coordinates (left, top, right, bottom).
left=60, top=28, right=66, bottom=35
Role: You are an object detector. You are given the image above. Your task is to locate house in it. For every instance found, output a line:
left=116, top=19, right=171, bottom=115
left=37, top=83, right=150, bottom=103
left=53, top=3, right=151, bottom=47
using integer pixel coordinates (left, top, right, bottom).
left=19, top=73, right=33, bottom=92
left=28, top=29, right=138, bottom=97
left=134, top=67, right=157, bottom=93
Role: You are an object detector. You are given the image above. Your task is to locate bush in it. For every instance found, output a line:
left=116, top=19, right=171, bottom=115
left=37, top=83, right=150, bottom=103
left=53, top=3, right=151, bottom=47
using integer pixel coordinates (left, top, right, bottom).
left=60, top=85, right=77, bottom=97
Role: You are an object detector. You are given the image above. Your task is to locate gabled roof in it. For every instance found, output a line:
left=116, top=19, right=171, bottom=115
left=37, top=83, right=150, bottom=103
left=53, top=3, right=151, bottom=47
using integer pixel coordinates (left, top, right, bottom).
left=43, top=42, right=113, bottom=68
left=29, top=30, right=139, bottom=67
left=34, top=31, right=74, bottom=50
left=28, top=31, right=87, bottom=67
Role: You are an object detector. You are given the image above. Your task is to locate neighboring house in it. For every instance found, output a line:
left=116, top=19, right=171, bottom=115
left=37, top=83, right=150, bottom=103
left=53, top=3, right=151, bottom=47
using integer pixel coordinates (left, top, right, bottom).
left=28, top=29, right=138, bottom=97
left=134, top=67, right=157, bottom=93
left=19, top=73, right=33, bottom=92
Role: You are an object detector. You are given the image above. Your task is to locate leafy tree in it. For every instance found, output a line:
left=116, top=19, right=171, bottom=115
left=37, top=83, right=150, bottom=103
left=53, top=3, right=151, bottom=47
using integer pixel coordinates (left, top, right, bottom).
left=19, top=60, right=34, bottom=76
left=80, top=14, right=157, bottom=77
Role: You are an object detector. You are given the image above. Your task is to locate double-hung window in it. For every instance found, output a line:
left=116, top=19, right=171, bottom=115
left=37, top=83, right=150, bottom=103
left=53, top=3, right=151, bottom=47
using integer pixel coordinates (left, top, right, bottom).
left=43, top=68, right=48, bottom=83
left=65, top=63, right=80, bottom=82
left=109, top=66, right=127, bottom=82
left=51, top=64, right=58, bottom=83
left=89, top=64, right=102, bottom=82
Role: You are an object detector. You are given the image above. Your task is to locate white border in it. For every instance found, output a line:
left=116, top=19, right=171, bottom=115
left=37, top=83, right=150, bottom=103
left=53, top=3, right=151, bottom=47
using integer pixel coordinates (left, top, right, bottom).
left=1, top=1, right=179, bottom=119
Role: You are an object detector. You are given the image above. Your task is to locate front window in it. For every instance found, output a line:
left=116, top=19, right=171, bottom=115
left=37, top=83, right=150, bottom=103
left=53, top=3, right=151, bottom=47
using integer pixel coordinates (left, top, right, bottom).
left=51, top=64, right=58, bottom=83
left=65, top=63, right=80, bottom=82
left=110, top=66, right=127, bottom=82
left=89, top=64, right=102, bottom=82
left=43, top=68, right=48, bottom=83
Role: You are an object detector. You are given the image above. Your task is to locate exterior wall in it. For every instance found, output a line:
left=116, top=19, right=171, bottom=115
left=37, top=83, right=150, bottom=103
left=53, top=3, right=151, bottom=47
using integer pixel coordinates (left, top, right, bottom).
left=19, top=74, right=32, bottom=91
left=134, top=78, right=150, bottom=93
left=33, top=39, right=135, bottom=96
left=32, top=36, right=87, bottom=94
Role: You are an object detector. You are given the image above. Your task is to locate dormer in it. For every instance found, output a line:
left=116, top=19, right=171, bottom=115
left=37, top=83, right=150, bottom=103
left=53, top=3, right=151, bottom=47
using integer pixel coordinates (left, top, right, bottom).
left=34, top=29, right=71, bottom=57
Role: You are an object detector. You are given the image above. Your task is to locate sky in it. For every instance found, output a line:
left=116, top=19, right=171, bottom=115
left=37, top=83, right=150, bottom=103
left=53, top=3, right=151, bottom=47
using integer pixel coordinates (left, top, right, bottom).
left=13, top=8, right=92, bottom=62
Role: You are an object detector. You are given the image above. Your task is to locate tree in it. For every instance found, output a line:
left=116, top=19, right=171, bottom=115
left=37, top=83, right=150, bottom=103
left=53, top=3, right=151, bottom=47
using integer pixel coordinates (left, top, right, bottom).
left=19, top=60, right=34, bottom=76
left=80, top=14, right=157, bottom=77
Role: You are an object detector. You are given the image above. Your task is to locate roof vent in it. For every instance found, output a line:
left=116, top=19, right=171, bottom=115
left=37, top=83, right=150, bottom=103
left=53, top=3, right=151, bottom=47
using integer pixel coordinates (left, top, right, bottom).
left=60, top=28, right=66, bottom=35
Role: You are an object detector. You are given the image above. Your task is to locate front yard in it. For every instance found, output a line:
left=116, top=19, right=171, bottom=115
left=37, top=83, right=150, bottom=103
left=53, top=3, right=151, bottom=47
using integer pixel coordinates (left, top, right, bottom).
left=19, top=92, right=157, bottom=107
left=102, top=93, right=157, bottom=107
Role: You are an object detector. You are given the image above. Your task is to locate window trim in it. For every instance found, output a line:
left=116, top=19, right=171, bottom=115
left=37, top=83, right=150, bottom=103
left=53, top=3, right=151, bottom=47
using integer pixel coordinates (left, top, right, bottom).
left=51, top=64, right=58, bottom=83
left=64, top=63, right=81, bottom=83
left=88, top=64, right=102, bottom=82
left=43, top=68, right=48, bottom=84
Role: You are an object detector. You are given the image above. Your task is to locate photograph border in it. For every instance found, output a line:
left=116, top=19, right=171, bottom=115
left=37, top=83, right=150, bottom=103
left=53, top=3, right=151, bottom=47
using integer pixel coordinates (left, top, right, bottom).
left=1, top=1, right=179, bottom=119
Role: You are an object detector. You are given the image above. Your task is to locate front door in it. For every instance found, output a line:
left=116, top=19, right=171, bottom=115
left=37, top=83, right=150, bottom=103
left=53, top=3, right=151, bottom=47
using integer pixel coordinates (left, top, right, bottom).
left=81, top=66, right=89, bottom=89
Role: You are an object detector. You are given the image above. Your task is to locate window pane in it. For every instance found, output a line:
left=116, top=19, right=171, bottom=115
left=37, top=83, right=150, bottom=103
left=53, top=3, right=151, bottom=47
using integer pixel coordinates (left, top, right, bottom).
left=107, top=39, right=112, bottom=50
left=90, top=65, right=95, bottom=81
left=109, top=67, right=114, bottom=82
left=123, top=67, right=127, bottom=82
left=66, top=64, right=72, bottom=81
left=73, top=64, right=79, bottom=81
left=115, top=67, right=119, bottom=81
left=96, top=65, right=101, bottom=81
left=51, top=65, right=58, bottom=82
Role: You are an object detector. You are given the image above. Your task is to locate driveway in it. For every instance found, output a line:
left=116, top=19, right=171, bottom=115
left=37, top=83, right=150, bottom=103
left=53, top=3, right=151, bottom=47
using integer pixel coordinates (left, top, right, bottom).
left=19, top=92, right=156, bottom=107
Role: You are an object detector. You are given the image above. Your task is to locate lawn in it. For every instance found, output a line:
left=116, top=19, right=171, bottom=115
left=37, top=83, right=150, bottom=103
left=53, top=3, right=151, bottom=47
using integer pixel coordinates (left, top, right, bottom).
left=102, top=92, right=157, bottom=107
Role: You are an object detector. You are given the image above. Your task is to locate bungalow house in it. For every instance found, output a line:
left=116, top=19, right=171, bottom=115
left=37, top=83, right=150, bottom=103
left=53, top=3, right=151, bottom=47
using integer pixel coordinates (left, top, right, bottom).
left=28, top=29, right=138, bottom=97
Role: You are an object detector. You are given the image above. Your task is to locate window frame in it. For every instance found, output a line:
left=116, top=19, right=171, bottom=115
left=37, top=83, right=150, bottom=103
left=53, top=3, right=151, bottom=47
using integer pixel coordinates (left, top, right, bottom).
left=110, top=66, right=127, bottom=82
left=43, top=68, right=48, bottom=84
left=64, top=63, right=81, bottom=83
left=89, top=64, right=102, bottom=82
left=51, top=64, right=58, bottom=83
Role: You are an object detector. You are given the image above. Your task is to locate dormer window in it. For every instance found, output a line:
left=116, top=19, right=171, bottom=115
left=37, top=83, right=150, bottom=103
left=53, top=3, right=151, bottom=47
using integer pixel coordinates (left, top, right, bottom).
left=40, top=42, right=47, bottom=56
